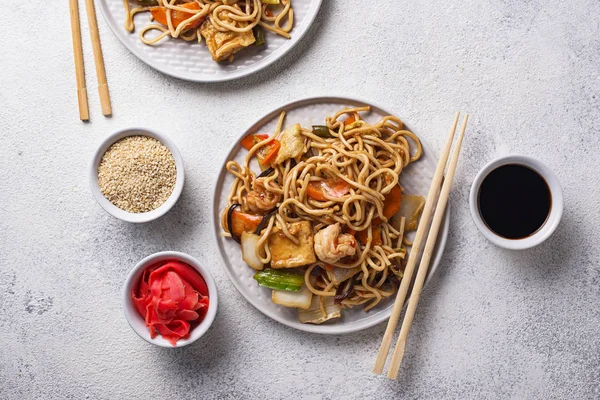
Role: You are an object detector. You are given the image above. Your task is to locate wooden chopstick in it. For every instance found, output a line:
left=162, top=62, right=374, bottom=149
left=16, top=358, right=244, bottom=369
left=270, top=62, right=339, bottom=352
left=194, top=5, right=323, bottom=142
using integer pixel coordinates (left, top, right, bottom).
left=386, top=114, right=469, bottom=380
left=69, top=0, right=89, bottom=121
left=83, top=0, right=112, bottom=116
left=372, top=112, right=461, bottom=375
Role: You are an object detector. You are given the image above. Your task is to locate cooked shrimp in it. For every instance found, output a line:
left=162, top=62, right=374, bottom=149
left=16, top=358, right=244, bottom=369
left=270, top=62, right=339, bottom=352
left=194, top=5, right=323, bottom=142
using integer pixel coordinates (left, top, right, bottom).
left=314, top=223, right=357, bottom=264
left=246, top=177, right=281, bottom=214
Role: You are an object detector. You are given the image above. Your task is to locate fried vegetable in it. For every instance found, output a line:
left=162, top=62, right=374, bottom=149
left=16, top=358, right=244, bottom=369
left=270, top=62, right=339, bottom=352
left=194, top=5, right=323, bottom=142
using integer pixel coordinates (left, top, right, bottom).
left=274, top=124, right=304, bottom=164
left=390, top=262, right=405, bottom=279
left=311, top=125, right=331, bottom=138
left=345, top=120, right=365, bottom=130
left=253, top=26, right=266, bottom=46
left=137, top=0, right=158, bottom=5
left=256, top=140, right=281, bottom=166
left=399, top=194, right=425, bottom=231
left=241, top=133, right=269, bottom=151
left=262, top=0, right=280, bottom=4
left=313, top=117, right=355, bottom=138
left=241, top=232, right=264, bottom=270
left=254, top=208, right=278, bottom=235
left=356, top=225, right=383, bottom=246
left=150, top=2, right=203, bottom=29
left=306, top=179, right=351, bottom=201
left=272, top=285, right=312, bottom=309
left=227, top=204, right=263, bottom=242
left=326, top=266, right=361, bottom=285
left=334, top=278, right=354, bottom=304
left=254, top=269, right=304, bottom=291
left=257, top=167, right=274, bottom=179
left=373, top=185, right=402, bottom=225
left=268, top=221, right=316, bottom=268
left=298, top=295, right=341, bottom=324
left=227, top=203, right=241, bottom=242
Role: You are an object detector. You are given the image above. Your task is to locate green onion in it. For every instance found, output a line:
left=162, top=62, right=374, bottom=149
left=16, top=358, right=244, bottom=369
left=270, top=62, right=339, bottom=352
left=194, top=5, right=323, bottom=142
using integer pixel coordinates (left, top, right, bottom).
left=262, top=0, right=281, bottom=4
left=253, top=26, right=266, bottom=46
left=312, top=125, right=332, bottom=138
left=254, top=269, right=304, bottom=291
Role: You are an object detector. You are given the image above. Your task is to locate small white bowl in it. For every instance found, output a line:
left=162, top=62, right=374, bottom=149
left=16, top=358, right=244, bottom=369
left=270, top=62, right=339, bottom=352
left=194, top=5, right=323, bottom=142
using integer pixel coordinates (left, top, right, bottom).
left=469, top=155, right=563, bottom=250
left=90, top=128, right=185, bottom=223
left=123, top=251, right=218, bottom=348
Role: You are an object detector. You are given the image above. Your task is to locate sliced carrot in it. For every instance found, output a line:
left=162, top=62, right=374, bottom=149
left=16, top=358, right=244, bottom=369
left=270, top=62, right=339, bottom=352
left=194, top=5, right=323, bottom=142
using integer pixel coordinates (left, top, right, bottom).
left=241, top=134, right=269, bottom=151
left=258, top=140, right=280, bottom=166
left=150, top=2, right=203, bottom=30
left=307, top=179, right=351, bottom=201
left=382, top=185, right=402, bottom=219
left=306, top=182, right=327, bottom=201
left=356, top=226, right=383, bottom=246
left=373, top=185, right=402, bottom=225
left=230, top=209, right=263, bottom=237
left=240, top=135, right=255, bottom=151
left=344, top=115, right=356, bottom=126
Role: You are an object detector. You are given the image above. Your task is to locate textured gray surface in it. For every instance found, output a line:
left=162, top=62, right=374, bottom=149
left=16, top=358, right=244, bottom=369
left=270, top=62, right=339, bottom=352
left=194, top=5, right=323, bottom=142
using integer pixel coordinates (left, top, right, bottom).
left=1, top=1, right=599, bottom=399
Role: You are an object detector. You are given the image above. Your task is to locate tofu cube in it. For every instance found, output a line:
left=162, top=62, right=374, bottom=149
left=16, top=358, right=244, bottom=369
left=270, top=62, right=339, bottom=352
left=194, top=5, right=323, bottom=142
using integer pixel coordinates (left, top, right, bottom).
left=268, top=221, right=316, bottom=268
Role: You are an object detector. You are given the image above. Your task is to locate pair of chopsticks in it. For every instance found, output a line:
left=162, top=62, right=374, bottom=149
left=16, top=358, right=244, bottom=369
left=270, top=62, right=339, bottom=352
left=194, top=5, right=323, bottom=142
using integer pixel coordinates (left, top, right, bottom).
left=69, top=0, right=112, bottom=121
left=373, top=112, right=469, bottom=380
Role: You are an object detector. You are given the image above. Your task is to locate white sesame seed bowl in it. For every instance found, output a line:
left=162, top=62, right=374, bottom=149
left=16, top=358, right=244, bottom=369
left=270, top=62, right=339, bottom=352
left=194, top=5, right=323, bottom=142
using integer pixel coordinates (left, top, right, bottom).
left=90, top=128, right=185, bottom=223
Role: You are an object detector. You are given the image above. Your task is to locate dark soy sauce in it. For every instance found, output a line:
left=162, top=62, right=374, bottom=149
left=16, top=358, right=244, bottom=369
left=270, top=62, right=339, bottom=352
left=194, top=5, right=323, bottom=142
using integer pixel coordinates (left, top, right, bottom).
left=478, top=164, right=551, bottom=239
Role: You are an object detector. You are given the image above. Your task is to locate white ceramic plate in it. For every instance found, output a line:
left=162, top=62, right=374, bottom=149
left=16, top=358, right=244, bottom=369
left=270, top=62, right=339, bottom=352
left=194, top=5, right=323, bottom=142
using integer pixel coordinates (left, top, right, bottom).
left=98, top=0, right=322, bottom=82
left=212, top=97, right=450, bottom=334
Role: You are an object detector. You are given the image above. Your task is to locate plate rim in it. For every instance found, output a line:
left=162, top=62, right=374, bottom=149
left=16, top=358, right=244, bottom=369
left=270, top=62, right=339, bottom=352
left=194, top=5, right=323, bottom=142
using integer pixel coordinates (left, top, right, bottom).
left=97, top=0, right=323, bottom=83
left=211, top=95, right=450, bottom=334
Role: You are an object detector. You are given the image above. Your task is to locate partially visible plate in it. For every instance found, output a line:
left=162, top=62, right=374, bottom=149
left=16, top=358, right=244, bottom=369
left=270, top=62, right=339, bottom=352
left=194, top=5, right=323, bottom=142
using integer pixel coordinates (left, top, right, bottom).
left=98, top=0, right=322, bottom=82
left=212, top=97, right=449, bottom=334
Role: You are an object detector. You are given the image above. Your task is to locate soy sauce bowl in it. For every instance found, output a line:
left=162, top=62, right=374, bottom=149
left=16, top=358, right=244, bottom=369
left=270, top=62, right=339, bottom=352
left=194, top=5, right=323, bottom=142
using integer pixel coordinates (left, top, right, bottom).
left=469, top=155, right=563, bottom=250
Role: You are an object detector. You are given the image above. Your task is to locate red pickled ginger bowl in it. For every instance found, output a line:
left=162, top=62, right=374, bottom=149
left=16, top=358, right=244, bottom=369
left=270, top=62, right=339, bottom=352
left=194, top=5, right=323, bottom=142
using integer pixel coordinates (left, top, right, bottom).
left=123, top=251, right=218, bottom=348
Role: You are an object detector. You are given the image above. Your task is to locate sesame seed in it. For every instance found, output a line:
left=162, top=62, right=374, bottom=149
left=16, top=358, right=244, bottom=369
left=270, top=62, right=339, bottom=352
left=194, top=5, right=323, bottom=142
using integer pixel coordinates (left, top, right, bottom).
left=97, top=136, right=177, bottom=213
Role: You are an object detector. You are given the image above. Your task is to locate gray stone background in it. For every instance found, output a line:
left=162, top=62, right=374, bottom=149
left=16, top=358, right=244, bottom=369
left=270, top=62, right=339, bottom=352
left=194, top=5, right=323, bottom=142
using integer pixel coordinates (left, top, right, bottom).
left=1, top=1, right=599, bottom=399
